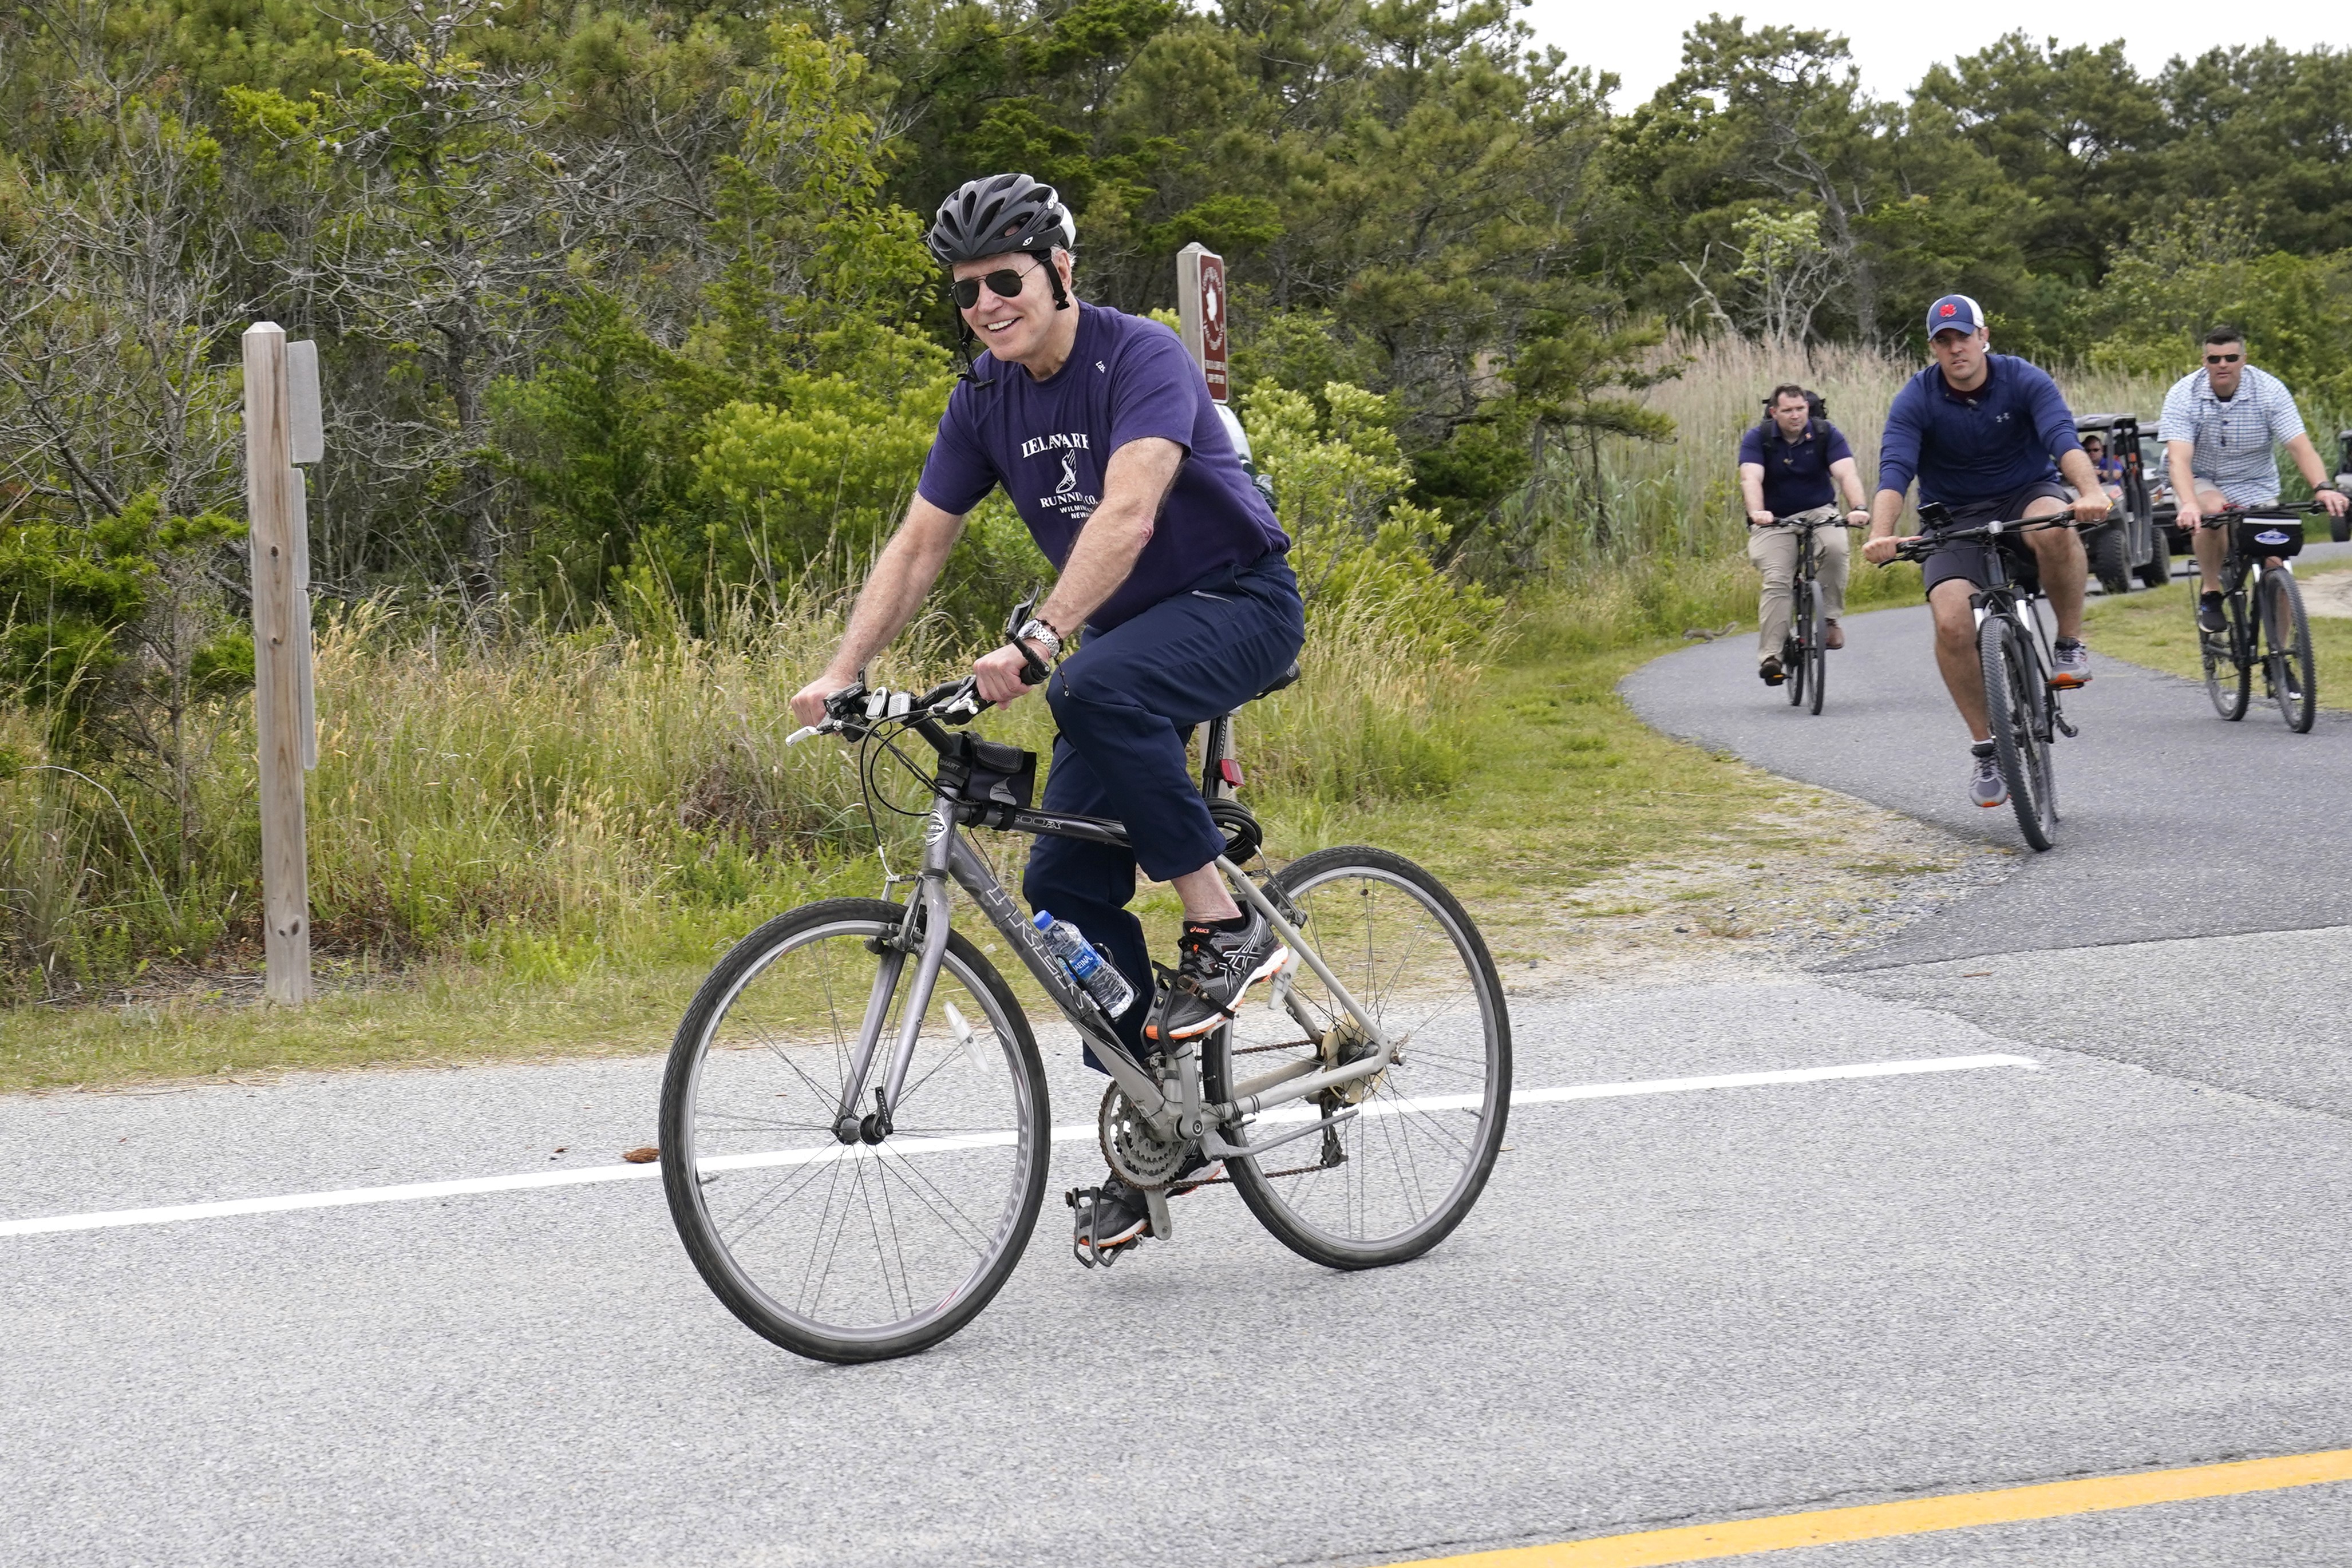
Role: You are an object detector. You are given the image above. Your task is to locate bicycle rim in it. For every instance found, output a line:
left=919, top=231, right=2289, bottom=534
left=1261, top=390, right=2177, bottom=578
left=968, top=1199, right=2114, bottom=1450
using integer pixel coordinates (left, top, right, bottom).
left=2206, top=593, right=2251, bottom=720
left=1982, top=619, right=2053, bottom=851
left=2265, top=571, right=2317, bottom=732
left=1786, top=584, right=1807, bottom=707
left=1207, top=847, right=1509, bottom=1270
left=1805, top=596, right=1828, bottom=716
left=658, top=900, right=1049, bottom=1362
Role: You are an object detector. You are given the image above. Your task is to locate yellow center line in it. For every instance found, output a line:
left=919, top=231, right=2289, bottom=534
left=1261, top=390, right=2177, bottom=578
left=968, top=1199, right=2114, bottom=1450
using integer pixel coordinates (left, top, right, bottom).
left=1392, top=1448, right=2352, bottom=1567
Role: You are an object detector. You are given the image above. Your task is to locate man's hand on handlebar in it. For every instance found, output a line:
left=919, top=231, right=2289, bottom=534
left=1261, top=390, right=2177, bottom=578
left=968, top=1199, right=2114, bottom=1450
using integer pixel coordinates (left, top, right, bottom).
left=972, top=639, right=1050, bottom=707
left=1746, top=508, right=1776, bottom=528
left=1845, top=508, right=1871, bottom=528
left=792, top=673, right=856, bottom=730
left=1863, top=533, right=1914, bottom=566
left=2069, top=487, right=2112, bottom=524
left=2317, top=487, right=2349, bottom=519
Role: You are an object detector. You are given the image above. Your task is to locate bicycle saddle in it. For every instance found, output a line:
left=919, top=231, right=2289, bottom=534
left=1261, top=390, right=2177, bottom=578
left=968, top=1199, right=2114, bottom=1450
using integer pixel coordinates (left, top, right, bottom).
left=1254, top=662, right=1301, bottom=701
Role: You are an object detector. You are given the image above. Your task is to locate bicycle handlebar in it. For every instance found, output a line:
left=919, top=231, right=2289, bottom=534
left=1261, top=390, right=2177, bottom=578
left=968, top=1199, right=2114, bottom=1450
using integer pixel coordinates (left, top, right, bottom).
left=2187, top=500, right=2337, bottom=528
left=1885, top=508, right=2085, bottom=563
left=786, top=676, right=987, bottom=746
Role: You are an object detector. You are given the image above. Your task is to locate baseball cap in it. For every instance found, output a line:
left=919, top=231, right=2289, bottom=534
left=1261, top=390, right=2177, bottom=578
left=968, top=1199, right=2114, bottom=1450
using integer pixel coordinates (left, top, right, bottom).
left=1926, top=294, right=1985, bottom=338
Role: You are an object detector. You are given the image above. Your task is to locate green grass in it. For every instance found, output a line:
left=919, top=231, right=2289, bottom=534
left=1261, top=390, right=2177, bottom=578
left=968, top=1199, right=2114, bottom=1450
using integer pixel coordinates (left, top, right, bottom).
left=2085, top=560, right=2352, bottom=707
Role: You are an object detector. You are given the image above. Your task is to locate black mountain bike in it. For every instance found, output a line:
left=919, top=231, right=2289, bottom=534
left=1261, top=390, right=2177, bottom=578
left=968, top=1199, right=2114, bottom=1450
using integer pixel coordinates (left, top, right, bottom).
left=1770, top=511, right=1851, bottom=716
left=657, top=613, right=1511, bottom=1362
left=1893, top=506, right=2087, bottom=852
left=2192, top=504, right=2322, bottom=732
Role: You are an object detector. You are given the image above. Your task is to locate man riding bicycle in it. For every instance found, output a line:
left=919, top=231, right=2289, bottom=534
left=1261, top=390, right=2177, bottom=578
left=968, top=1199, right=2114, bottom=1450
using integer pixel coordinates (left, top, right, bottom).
left=1739, top=384, right=1871, bottom=685
left=1861, top=295, right=2111, bottom=808
left=2160, top=324, right=2349, bottom=632
left=787, top=173, right=1305, bottom=1257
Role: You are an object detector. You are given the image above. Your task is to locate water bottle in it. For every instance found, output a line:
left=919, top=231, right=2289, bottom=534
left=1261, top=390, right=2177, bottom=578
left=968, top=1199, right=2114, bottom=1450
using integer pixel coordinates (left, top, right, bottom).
left=1032, top=910, right=1137, bottom=1017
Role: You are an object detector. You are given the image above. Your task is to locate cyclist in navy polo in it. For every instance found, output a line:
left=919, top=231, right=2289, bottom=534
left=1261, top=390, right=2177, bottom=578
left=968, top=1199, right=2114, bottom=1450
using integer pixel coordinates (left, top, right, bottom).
left=1737, top=384, right=1872, bottom=686
left=1861, top=295, right=2110, bottom=809
left=789, top=173, right=1305, bottom=1258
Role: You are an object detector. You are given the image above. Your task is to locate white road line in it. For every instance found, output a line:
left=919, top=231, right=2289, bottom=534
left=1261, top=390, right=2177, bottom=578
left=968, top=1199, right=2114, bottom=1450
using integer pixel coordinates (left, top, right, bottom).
left=0, top=1052, right=2038, bottom=1238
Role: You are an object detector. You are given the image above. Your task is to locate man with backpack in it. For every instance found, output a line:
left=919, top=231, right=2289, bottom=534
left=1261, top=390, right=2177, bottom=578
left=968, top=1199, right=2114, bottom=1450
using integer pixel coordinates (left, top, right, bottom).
left=1739, top=385, right=1872, bottom=684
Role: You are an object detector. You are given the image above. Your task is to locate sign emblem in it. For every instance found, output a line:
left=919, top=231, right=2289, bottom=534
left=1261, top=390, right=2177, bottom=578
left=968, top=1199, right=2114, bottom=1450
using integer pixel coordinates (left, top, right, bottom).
left=2256, top=529, right=2290, bottom=545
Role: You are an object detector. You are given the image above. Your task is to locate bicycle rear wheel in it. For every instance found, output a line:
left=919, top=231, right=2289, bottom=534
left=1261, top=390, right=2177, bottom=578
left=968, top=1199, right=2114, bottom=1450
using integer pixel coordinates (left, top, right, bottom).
left=1804, top=581, right=1828, bottom=715
left=658, top=898, right=1050, bottom=1363
left=2262, top=569, right=2317, bottom=732
left=1981, top=617, right=2055, bottom=851
left=2203, top=589, right=2250, bottom=720
left=1205, top=846, right=1510, bottom=1270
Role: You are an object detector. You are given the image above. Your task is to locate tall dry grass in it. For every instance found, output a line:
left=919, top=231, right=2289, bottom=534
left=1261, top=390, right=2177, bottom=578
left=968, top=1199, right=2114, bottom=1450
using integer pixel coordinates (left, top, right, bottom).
left=1, top=575, right=1477, bottom=996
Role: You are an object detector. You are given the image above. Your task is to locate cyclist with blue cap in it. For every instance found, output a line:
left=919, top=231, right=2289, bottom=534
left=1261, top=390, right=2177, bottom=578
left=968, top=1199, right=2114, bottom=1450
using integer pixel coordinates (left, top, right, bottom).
left=1861, top=295, right=2111, bottom=809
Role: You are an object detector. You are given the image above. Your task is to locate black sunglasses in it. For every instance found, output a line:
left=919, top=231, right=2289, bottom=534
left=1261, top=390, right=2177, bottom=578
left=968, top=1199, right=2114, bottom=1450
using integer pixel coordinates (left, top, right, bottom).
left=950, top=260, right=1041, bottom=310
left=2205, top=351, right=2243, bottom=364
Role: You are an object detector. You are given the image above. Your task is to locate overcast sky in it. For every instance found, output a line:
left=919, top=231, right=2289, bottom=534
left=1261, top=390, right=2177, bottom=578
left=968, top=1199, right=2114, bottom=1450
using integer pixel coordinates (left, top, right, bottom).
left=1516, top=0, right=2341, bottom=108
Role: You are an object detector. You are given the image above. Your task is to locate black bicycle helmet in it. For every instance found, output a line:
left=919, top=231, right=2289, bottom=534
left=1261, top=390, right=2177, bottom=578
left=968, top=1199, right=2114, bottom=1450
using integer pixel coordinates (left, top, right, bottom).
left=927, top=173, right=1077, bottom=266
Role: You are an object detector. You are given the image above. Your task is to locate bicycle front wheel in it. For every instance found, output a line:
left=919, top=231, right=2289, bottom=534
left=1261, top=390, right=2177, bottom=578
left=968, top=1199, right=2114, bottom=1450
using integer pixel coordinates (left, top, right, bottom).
left=658, top=898, right=1050, bottom=1363
left=2203, top=590, right=2250, bottom=720
left=1981, top=617, right=2055, bottom=851
left=1785, top=588, right=1808, bottom=708
left=1805, top=583, right=1828, bottom=715
left=1205, top=846, right=1510, bottom=1270
left=2263, top=569, right=2317, bottom=732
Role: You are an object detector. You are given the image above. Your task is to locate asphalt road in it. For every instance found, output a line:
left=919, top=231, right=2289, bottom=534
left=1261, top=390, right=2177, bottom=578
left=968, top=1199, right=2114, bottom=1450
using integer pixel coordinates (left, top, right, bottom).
left=8, top=579, right=2352, bottom=1566
left=1620, top=544, right=2352, bottom=969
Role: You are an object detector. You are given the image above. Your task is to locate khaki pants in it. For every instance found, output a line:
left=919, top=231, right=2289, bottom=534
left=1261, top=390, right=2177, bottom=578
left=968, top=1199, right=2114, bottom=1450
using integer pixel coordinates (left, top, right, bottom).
left=1748, top=509, right=1849, bottom=660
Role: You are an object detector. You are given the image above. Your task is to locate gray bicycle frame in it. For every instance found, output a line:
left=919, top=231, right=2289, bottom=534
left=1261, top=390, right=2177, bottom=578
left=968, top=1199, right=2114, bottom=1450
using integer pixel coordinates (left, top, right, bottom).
left=828, top=793, right=1393, bottom=1162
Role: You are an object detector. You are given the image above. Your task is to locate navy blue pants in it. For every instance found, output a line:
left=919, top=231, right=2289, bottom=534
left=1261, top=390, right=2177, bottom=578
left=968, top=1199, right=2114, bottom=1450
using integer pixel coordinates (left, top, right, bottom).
left=1021, top=553, right=1306, bottom=1061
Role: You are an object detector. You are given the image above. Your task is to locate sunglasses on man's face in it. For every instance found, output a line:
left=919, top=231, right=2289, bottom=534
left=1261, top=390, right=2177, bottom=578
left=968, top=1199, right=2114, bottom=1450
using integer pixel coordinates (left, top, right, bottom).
left=950, top=262, right=1039, bottom=310
left=2206, top=351, right=2243, bottom=365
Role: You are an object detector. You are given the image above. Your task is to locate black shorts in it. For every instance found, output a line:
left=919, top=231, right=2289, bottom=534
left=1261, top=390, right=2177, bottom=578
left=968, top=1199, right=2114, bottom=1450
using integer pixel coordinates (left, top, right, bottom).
left=1918, top=480, right=2075, bottom=596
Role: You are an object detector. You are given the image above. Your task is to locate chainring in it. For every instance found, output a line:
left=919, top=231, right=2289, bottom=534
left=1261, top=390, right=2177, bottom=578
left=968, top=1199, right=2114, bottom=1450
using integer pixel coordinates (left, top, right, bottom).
left=1099, top=1082, right=1188, bottom=1190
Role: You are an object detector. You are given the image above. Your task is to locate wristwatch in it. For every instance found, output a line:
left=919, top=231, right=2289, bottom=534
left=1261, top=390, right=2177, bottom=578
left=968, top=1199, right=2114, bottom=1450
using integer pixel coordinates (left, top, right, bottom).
left=1013, top=617, right=1063, bottom=662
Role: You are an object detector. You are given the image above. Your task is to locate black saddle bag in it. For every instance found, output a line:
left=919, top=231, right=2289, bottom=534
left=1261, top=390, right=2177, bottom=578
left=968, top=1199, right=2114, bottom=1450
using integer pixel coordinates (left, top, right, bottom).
left=936, top=734, right=1037, bottom=811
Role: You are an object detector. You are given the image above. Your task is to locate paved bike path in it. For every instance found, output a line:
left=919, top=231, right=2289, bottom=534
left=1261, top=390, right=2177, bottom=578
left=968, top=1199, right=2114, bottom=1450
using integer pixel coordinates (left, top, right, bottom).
left=8, top=983, right=2352, bottom=1567
left=1619, top=553, right=2352, bottom=971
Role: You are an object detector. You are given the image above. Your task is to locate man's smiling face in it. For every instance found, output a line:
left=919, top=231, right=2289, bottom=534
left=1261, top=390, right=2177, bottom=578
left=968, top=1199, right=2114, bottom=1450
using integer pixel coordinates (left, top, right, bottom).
left=955, top=251, right=1061, bottom=365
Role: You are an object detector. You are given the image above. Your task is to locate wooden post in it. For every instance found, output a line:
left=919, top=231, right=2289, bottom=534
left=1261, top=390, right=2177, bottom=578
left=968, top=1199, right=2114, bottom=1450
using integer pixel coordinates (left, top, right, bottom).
left=243, top=322, right=315, bottom=1003
left=1175, top=243, right=1229, bottom=403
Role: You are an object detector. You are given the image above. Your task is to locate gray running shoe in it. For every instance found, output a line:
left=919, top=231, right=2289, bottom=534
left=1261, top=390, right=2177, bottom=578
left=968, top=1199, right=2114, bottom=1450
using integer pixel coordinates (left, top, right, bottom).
left=1071, top=1178, right=1151, bottom=1263
left=2049, top=638, right=2092, bottom=688
left=1145, top=910, right=1284, bottom=1044
left=2197, top=592, right=2228, bottom=635
left=1969, top=746, right=2007, bottom=809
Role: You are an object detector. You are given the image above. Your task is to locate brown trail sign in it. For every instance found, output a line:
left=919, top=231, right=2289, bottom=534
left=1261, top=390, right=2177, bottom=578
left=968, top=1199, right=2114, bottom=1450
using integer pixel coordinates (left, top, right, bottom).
left=1175, top=243, right=1228, bottom=402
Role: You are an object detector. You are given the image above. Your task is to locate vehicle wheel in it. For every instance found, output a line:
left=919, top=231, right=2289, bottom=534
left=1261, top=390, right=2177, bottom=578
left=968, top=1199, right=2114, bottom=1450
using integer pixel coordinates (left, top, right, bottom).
left=659, top=898, right=1050, bottom=1363
left=2200, top=589, right=2251, bottom=721
left=2333, top=514, right=2350, bottom=545
left=2088, top=524, right=2131, bottom=595
left=2263, top=569, right=2317, bottom=732
left=1981, top=617, right=2055, bottom=851
left=2136, top=524, right=2171, bottom=588
left=1205, top=846, right=1511, bottom=1270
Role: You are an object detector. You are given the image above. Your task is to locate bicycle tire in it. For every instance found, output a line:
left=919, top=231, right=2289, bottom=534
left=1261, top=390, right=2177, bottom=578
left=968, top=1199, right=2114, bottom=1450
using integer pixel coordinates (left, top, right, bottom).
left=1981, top=616, right=2055, bottom=852
left=659, top=898, right=1051, bottom=1363
left=1805, top=583, right=1828, bottom=716
left=1204, top=846, right=1510, bottom=1271
left=2262, top=569, right=2317, bottom=732
left=2201, top=588, right=2250, bottom=720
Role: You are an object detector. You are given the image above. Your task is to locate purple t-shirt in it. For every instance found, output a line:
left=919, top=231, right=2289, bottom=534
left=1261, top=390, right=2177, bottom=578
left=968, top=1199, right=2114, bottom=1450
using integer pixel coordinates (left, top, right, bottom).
left=917, top=302, right=1290, bottom=631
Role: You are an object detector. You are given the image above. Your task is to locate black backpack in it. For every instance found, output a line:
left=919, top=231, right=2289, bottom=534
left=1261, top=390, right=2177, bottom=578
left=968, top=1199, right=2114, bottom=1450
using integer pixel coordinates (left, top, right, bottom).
left=1761, top=389, right=1829, bottom=441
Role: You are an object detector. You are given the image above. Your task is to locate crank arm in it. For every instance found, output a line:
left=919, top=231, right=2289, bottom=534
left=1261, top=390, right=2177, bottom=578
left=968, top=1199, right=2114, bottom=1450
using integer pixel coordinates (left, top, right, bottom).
left=1200, top=1105, right=1359, bottom=1163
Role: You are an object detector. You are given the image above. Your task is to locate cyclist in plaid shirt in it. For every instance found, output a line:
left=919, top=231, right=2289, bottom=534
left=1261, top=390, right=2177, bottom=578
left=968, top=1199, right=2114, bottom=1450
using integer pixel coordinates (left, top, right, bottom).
left=2160, top=324, right=2349, bottom=632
